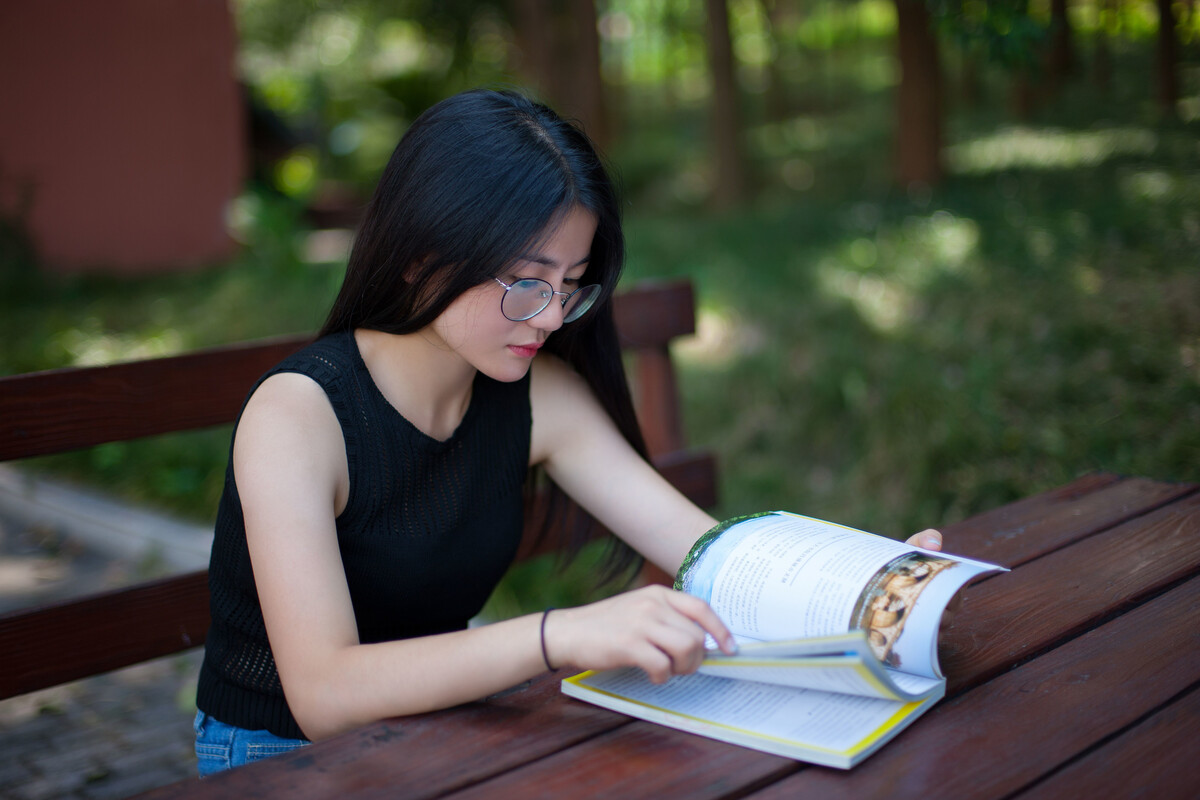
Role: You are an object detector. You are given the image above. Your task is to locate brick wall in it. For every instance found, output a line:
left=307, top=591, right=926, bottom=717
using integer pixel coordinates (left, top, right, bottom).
left=0, top=0, right=245, bottom=273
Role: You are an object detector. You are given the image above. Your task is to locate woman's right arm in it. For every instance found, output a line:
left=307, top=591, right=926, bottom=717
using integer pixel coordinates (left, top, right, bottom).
left=232, top=374, right=732, bottom=741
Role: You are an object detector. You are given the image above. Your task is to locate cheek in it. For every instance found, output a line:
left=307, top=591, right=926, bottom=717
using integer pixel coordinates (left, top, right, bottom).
left=437, top=290, right=505, bottom=349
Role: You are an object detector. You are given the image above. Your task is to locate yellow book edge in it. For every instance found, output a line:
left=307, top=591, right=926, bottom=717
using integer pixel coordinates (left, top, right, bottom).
left=562, top=670, right=930, bottom=764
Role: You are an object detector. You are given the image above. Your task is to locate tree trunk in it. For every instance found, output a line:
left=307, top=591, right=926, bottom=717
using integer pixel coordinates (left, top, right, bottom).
left=957, top=44, right=981, bottom=108
left=1047, top=0, right=1075, bottom=94
left=566, top=0, right=608, bottom=147
left=508, top=0, right=610, bottom=148
left=893, top=0, right=942, bottom=187
left=1157, top=0, right=1179, bottom=117
left=509, top=0, right=558, bottom=101
left=756, top=0, right=792, bottom=122
left=1093, top=0, right=1113, bottom=92
left=705, top=0, right=748, bottom=209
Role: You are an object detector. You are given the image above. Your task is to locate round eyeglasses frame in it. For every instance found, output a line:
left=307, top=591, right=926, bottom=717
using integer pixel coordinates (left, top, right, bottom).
left=493, top=278, right=602, bottom=323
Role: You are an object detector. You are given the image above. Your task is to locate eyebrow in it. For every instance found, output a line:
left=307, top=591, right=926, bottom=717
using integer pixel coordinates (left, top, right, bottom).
left=517, top=253, right=591, bottom=269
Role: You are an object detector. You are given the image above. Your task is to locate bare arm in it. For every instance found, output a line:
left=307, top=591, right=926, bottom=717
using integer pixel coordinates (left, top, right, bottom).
left=529, top=356, right=718, bottom=575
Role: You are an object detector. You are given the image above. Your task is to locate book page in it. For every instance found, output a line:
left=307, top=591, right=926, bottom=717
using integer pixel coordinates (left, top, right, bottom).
left=696, top=632, right=940, bottom=701
left=564, top=667, right=942, bottom=767
left=680, top=512, right=1001, bottom=678
left=699, top=658, right=906, bottom=699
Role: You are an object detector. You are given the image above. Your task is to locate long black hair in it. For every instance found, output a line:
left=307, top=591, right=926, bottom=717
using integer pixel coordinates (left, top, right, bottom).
left=321, top=88, right=645, bottom=582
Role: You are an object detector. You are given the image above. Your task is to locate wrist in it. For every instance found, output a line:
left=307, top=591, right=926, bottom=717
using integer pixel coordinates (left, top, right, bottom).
left=539, top=608, right=555, bottom=671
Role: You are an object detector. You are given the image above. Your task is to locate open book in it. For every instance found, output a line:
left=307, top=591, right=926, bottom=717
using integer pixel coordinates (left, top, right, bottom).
left=561, top=511, right=1005, bottom=768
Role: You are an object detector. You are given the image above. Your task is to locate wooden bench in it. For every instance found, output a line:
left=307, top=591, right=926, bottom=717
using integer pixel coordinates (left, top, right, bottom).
left=0, top=278, right=717, bottom=701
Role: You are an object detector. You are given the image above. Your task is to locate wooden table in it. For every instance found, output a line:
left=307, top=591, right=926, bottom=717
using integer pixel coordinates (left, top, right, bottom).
left=138, top=473, right=1200, bottom=799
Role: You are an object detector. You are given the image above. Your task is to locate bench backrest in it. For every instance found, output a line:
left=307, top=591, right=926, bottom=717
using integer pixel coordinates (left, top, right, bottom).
left=0, top=279, right=715, bottom=700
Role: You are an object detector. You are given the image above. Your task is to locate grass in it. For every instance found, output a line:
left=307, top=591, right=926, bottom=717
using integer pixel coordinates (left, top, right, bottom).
left=2, top=42, right=1198, bottom=614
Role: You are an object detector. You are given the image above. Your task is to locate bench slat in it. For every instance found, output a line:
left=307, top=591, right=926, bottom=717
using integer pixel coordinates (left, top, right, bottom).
left=0, top=570, right=210, bottom=700
left=0, top=280, right=696, bottom=461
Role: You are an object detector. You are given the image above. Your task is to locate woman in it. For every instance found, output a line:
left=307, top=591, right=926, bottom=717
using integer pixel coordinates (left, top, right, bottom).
left=194, top=89, right=944, bottom=774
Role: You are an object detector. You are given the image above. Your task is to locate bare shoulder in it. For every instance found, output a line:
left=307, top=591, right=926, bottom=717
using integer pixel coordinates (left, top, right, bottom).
left=239, top=372, right=339, bottom=439
left=529, top=354, right=610, bottom=465
left=530, top=351, right=589, bottom=395
left=234, top=372, right=347, bottom=499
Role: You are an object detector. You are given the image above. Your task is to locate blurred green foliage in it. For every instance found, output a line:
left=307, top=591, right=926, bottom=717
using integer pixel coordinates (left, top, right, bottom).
left=1, top=1, right=1198, bottom=615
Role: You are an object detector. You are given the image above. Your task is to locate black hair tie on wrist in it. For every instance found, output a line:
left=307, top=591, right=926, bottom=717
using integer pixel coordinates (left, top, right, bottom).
left=540, top=608, right=555, bottom=671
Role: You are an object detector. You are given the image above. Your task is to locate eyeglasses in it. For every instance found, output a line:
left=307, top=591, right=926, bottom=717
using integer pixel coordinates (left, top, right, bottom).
left=494, top=278, right=602, bottom=323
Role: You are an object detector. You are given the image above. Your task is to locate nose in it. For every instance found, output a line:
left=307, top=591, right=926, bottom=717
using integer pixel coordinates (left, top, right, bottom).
left=526, top=295, right=565, bottom=332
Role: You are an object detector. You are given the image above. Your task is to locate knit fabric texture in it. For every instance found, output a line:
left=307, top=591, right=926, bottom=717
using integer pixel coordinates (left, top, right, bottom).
left=197, top=331, right=531, bottom=739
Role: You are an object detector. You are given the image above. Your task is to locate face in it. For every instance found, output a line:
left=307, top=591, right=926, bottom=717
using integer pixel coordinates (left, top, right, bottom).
left=425, top=204, right=598, bottom=382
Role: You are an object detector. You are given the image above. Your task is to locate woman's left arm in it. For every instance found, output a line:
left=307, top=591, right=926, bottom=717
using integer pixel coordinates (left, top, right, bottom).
left=530, top=355, right=716, bottom=574
left=530, top=356, right=944, bottom=575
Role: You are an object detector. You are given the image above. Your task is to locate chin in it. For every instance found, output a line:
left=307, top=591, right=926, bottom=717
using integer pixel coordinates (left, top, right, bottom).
left=478, top=359, right=534, bottom=384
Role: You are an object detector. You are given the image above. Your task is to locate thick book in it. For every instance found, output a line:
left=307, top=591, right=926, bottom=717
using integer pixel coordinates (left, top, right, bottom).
left=561, top=511, right=1006, bottom=768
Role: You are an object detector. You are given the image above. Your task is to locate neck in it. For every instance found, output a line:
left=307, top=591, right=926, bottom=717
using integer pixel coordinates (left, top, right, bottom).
left=353, top=328, right=476, bottom=441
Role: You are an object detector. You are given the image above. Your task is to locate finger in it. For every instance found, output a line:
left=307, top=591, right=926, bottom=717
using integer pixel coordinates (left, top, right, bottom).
left=636, top=645, right=674, bottom=684
left=647, top=621, right=708, bottom=675
left=907, top=528, right=943, bottom=551
left=663, top=592, right=738, bottom=654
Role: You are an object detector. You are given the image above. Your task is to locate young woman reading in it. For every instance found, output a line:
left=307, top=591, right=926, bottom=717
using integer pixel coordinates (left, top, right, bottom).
left=193, top=88, right=946, bottom=774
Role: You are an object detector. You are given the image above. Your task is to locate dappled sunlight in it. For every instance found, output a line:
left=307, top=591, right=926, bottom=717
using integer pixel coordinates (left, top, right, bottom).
left=1072, top=264, right=1103, bottom=296
left=1119, top=168, right=1192, bottom=202
left=754, top=117, right=833, bottom=158
left=1182, top=341, right=1200, bottom=381
left=1180, top=95, right=1200, bottom=123
left=675, top=305, right=767, bottom=367
left=50, top=321, right=185, bottom=367
left=302, top=229, right=354, bottom=265
left=373, top=19, right=449, bottom=76
left=947, top=125, right=1158, bottom=174
left=817, top=265, right=912, bottom=332
left=0, top=556, right=66, bottom=596
left=224, top=193, right=260, bottom=245
left=816, top=212, right=981, bottom=333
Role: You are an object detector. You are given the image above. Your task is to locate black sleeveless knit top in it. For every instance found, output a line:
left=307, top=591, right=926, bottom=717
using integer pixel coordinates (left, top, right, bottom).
left=196, top=331, right=531, bottom=739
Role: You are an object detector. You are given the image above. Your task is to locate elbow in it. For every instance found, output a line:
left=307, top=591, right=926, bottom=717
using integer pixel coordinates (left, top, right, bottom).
left=287, top=686, right=360, bottom=742
left=281, top=662, right=368, bottom=742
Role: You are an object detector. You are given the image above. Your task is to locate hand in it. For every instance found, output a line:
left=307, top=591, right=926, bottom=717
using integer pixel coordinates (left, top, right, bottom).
left=544, top=586, right=736, bottom=684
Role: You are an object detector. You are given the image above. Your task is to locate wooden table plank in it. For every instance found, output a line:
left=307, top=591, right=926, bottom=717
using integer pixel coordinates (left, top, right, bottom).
left=444, top=723, right=797, bottom=800
left=1013, top=685, right=1200, bottom=800
left=136, top=675, right=629, bottom=800
left=941, top=473, right=1196, bottom=567
left=744, top=576, right=1200, bottom=799
left=941, top=490, right=1200, bottom=693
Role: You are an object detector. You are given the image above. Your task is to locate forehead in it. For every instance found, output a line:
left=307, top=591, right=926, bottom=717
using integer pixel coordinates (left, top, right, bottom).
left=520, top=206, right=597, bottom=269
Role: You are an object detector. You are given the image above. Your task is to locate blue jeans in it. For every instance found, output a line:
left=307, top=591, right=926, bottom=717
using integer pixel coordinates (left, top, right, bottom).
left=193, top=710, right=310, bottom=776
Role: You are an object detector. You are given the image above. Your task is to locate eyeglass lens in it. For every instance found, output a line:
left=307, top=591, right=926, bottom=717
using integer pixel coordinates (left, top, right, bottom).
left=502, top=279, right=600, bottom=323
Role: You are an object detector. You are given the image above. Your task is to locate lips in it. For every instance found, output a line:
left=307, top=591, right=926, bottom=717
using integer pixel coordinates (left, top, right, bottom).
left=508, top=342, right=542, bottom=358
